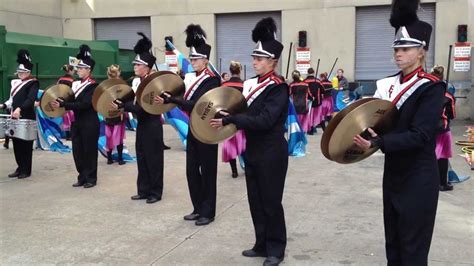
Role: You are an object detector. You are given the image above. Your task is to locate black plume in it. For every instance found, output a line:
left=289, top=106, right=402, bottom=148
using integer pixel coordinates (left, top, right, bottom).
left=134, top=32, right=152, bottom=54
left=16, top=49, right=31, bottom=64
left=389, top=0, right=420, bottom=28
left=76, top=44, right=91, bottom=59
left=185, top=24, right=207, bottom=48
left=252, top=17, right=277, bottom=43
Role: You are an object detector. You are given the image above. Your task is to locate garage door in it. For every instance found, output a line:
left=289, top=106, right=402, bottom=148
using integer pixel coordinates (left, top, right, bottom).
left=355, top=4, right=436, bottom=80
left=216, top=12, right=282, bottom=80
left=94, top=17, right=151, bottom=50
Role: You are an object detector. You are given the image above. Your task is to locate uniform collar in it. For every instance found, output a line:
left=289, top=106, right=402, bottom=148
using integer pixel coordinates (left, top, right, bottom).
left=258, top=71, right=274, bottom=83
left=400, top=66, right=423, bottom=84
left=20, top=76, right=34, bottom=82
left=81, top=76, right=92, bottom=83
left=195, top=69, right=206, bottom=77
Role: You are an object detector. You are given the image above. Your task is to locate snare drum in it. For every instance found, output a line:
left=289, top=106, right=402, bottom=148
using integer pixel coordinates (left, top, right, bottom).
left=0, top=118, right=7, bottom=139
left=6, top=119, right=37, bottom=141
left=0, top=114, right=11, bottom=139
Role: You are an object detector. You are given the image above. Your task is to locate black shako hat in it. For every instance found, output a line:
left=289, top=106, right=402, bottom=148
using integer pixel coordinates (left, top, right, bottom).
left=132, top=32, right=156, bottom=68
left=16, top=49, right=33, bottom=73
left=185, top=24, right=211, bottom=60
left=390, top=0, right=432, bottom=50
left=76, top=44, right=96, bottom=70
left=251, top=17, right=284, bottom=59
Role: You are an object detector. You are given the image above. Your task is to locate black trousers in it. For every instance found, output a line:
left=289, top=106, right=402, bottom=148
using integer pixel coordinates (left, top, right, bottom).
left=135, top=118, right=164, bottom=199
left=438, top=159, right=449, bottom=186
left=383, top=181, right=439, bottom=265
left=245, top=143, right=288, bottom=258
left=186, top=132, right=218, bottom=218
left=71, top=122, right=99, bottom=184
left=12, top=138, right=33, bottom=175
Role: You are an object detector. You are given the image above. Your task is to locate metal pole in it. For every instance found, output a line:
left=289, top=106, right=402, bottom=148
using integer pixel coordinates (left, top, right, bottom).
left=446, top=45, right=452, bottom=84
left=315, top=58, right=320, bottom=77
left=285, top=42, right=293, bottom=80
left=244, top=65, right=247, bottom=80
left=328, top=57, right=338, bottom=78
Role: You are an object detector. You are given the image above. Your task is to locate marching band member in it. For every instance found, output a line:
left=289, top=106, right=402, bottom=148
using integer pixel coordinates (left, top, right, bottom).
left=113, top=33, right=164, bottom=204
left=354, top=0, right=445, bottom=263
left=51, top=45, right=99, bottom=188
left=430, top=65, right=456, bottom=191
left=319, top=72, right=333, bottom=130
left=289, top=70, right=312, bottom=133
left=58, top=64, right=75, bottom=140
left=156, top=24, right=220, bottom=225
left=0, top=49, right=39, bottom=179
left=221, top=61, right=245, bottom=178
left=105, top=64, right=126, bottom=165
left=210, top=17, right=288, bottom=265
left=304, top=67, right=324, bottom=134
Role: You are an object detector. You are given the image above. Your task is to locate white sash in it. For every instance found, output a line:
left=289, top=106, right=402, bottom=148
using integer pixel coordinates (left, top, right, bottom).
left=11, top=79, right=33, bottom=97
left=375, top=74, right=429, bottom=109
left=72, top=79, right=92, bottom=98
left=184, top=72, right=210, bottom=100
left=243, top=77, right=275, bottom=106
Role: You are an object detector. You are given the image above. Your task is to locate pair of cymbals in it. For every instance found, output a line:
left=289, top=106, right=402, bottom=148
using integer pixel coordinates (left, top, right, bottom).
left=190, top=87, right=247, bottom=144
left=92, top=79, right=135, bottom=118
left=40, top=84, right=74, bottom=118
left=136, top=71, right=185, bottom=115
left=321, top=98, right=398, bottom=164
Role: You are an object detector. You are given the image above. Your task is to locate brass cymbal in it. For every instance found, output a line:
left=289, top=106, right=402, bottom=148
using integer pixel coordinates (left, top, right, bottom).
left=321, top=98, right=376, bottom=159
left=92, top=79, right=134, bottom=118
left=190, top=87, right=247, bottom=144
left=136, top=71, right=185, bottom=115
left=325, top=98, right=398, bottom=164
left=40, top=84, right=74, bottom=118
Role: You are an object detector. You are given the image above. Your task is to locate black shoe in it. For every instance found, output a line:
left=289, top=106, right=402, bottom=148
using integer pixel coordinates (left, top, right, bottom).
left=131, top=195, right=147, bottom=200
left=118, top=160, right=126, bottom=165
left=72, top=182, right=84, bottom=187
left=232, top=172, right=238, bottom=178
left=440, top=184, right=454, bottom=191
left=107, top=152, right=113, bottom=164
left=3, top=143, right=9, bottom=149
left=195, top=217, right=214, bottom=226
left=183, top=213, right=200, bottom=221
left=242, top=249, right=267, bottom=258
left=146, top=197, right=161, bottom=204
left=263, top=256, right=283, bottom=266
left=83, top=183, right=96, bottom=188
left=163, top=144, right=171, bottom=150
left=18, top=174, right=30, bottom=179
left=8, top=171, right=20, bottom=178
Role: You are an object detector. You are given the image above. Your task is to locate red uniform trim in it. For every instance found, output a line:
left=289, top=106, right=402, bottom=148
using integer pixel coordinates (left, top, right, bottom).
left=222, top=81, right=243, bottom=88
left=391, top=77, right=422, bottom=105
left=401, top=66, right=423, bottom=83
left=258, top=71, right=274, bottom=83
left=418, top=71, right=440, bottom=82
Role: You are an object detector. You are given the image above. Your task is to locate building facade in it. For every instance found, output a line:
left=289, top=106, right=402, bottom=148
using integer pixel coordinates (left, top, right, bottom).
left=1, top=0, right=472, bottom=118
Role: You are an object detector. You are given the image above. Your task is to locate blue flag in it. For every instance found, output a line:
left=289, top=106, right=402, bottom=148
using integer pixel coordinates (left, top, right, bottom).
left=163, top=107, right=189, bottom=149
left=286, top=99, right=307, bottom=157
left=35, top=91, right=71, bottom=153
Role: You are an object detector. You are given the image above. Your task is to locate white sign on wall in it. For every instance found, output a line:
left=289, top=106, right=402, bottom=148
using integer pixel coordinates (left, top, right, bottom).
left=453, top=58, right=470, bottom=72
left=296, top=47, right=311, bottom=61
left=296, top=61, right=311, bottom=75
left=453, top=42, right=471, bottom=72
